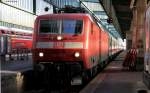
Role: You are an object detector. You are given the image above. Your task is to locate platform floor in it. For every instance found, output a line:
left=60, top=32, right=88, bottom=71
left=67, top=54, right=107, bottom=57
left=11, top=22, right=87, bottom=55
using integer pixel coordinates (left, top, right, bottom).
left=80, top=51, right=144, bottom=93
left=1, top=55, right=33, bottom=77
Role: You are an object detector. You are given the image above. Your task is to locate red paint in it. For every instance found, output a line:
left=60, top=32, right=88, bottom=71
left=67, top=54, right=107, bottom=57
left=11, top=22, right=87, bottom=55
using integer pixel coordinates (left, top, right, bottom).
left=32, top=13, right=122, bottom=74
left=11, top=38, right=32, bottom=49
left=0, top=29, right=32, bottom=49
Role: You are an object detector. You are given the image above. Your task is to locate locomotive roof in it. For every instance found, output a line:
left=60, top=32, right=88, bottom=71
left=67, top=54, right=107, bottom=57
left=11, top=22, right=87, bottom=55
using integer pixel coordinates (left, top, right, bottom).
left=36, top=13, right=93, bottom=20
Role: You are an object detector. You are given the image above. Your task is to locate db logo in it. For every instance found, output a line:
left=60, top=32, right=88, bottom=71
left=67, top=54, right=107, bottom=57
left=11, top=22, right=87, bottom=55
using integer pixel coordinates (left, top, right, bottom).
left=54, top=42, right=64, bottom=48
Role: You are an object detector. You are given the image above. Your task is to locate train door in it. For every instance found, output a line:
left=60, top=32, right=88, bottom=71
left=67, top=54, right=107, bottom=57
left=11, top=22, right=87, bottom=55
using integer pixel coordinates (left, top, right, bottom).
left=90, top=22, right=100, bottom=67
left=99, top=26, right=101, bottom=65
left=0, top=34, right=11, bottom=55
left=109, top=35, right=112, bottom=59
left=0, top=35, right=8, bottom=55
left=100, top=29, right=109, bottom=65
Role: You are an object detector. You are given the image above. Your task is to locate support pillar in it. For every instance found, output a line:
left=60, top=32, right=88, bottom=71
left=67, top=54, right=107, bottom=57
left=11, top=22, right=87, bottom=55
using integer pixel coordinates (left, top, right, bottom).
left=132, top=7, right=137, bottom=48
left=131, top=0, right=147, bottom=70
left=126, top=31, right=132, bottom=50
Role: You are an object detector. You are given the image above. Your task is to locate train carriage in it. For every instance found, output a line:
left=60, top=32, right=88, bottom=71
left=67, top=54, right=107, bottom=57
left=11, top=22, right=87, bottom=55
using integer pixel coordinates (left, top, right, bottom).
left=0, top=28, right=32, bottom=55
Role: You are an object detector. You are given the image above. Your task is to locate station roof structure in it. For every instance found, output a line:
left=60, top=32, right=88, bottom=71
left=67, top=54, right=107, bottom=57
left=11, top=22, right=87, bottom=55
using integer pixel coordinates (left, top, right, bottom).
left=112, top=0, right=132, bottom=39
left=82, top=0, right=132, bottom=39
left=44, top=0, right=132, bottom=39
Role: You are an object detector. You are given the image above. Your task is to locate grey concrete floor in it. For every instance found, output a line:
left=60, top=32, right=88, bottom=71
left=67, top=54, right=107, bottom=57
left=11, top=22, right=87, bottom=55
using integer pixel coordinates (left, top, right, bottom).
left=80, top=51, right=143, bottom=93
left=1, top=55, right=33, bottom=72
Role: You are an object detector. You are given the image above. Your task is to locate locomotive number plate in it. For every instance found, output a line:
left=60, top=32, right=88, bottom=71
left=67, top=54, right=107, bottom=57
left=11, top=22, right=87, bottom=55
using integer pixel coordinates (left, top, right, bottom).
left=53, top=42, right=64, bottom=48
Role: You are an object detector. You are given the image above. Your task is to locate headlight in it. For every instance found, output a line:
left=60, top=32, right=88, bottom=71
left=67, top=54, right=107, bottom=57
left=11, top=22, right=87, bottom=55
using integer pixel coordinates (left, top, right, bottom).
left=57, top=36, right=62, bottom=40
left=39, top=52, right=44, bottom=57
left=74, top=52, right=80, bottom=58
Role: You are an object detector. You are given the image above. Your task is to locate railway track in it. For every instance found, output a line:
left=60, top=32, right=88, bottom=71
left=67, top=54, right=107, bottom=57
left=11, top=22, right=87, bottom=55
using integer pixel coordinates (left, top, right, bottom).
left=1, top=70, right=86, bottom=93
left=2, top=52, right=121, bottom=93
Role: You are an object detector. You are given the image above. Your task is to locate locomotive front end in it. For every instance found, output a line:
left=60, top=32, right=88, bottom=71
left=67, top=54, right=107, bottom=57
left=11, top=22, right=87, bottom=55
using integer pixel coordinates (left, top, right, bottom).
left=32, top=14, right=86, bottom=85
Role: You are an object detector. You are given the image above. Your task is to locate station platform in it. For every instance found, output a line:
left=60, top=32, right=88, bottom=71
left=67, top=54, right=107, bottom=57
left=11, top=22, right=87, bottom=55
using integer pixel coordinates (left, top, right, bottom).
left=1, top=54, right=33, bottom=77
left=1, top=54, right=33, bottom=93
left=80, top=51, right=147, bottom=93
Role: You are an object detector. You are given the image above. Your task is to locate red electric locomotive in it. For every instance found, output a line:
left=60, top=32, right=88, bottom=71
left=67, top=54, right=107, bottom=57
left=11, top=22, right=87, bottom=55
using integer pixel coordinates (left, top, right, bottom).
left=32, top=13, right=122, bottom=85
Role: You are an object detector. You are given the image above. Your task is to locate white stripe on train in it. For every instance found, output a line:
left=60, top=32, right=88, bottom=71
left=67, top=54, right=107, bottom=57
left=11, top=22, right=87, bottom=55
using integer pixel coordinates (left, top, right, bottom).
left=36, top=42, right=83, bottom=48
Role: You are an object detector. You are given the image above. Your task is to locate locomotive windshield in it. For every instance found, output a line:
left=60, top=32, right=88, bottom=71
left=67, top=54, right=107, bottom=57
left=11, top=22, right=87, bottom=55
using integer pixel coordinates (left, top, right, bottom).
left=39, top=20, right=83, bottom=34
